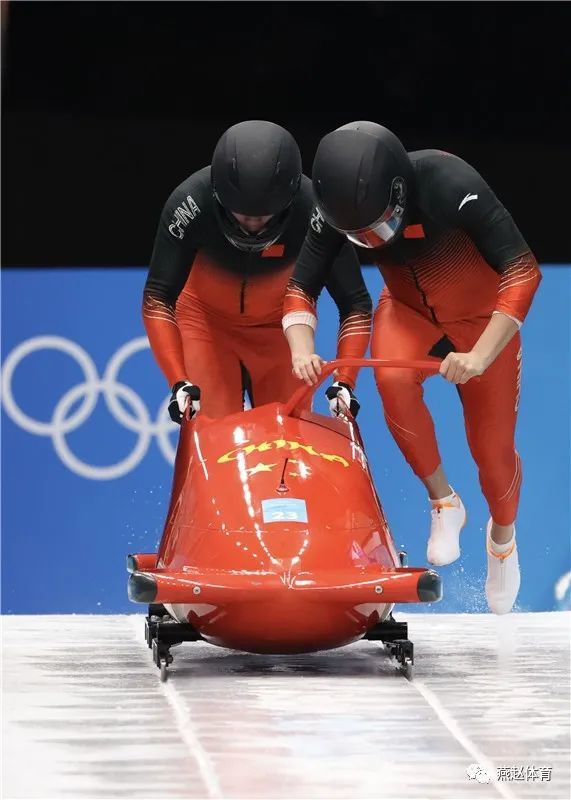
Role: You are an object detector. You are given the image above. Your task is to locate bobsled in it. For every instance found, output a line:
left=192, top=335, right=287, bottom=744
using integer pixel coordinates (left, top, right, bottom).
left=128, top=358, right=442, bottom=680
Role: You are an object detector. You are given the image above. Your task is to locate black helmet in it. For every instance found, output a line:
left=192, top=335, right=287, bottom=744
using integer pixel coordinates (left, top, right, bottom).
left=211, top=120, right=302, bottom=252
left=312, top=122, right=414, bottom=248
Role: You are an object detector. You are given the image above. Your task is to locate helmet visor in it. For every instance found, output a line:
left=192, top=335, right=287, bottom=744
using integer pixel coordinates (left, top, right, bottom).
left=326, top=177, right=406, bottom=249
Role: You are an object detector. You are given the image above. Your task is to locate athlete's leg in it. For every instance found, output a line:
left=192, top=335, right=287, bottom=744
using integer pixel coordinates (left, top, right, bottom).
left=455, top=329, right=523, bottom=528
left=239, top=325, right=303, bottom=407
left=372, top=294, right=467, bottom=565
left=372, top=294, right=444, bottom=481
left=450, top=323, right=523, bottom=613
left=178, top=311, right=243, bottom=418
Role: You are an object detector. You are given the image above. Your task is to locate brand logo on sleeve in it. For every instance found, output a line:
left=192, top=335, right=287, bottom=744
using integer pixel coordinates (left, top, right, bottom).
left=458, top=193, right=478, bottom=211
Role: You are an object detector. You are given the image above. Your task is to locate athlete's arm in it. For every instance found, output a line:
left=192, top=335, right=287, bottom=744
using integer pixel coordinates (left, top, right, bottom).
left=325, top=243, right=372, bottom=388
left=439, top=313, right=520, bottom=384
left=283, top=209, right=346, bottom=385
left=437, top=156, right=542, bottom=325
left=432, top=157, right=541, bottom=382
left=143, top=190, right=201, bottom=386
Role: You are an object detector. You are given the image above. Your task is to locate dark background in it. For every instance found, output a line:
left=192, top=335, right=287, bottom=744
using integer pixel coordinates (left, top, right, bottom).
left=2, top=0, right=570, bottom=266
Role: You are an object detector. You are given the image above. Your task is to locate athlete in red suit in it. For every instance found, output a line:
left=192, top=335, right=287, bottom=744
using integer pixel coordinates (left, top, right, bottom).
left=144, top=121, right=372, bottom=422
left=283, top=122, right=541, bottom=614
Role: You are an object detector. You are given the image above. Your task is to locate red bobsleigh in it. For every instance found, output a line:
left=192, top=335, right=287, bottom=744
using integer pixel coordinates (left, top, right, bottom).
left=128, top=359, right=442, bottom=679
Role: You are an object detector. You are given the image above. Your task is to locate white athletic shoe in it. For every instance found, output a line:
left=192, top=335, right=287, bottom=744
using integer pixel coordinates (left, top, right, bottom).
left=426, top=489, right=466, bottom=566
left=485, top=519, right=520, bottom=614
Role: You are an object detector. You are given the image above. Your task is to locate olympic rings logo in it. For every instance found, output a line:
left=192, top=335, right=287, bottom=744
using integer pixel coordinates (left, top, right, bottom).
left=1, top=336, right=176, bottom=480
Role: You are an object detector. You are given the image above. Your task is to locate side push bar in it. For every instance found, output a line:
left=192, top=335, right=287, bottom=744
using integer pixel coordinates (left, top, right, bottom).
left=283, top=357, right=440, bottom=417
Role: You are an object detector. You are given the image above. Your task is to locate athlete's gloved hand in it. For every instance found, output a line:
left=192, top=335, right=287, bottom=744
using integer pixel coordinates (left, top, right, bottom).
left=169, top=381, right=201, bottom=424
left=325, top=381, right=360, bottom=419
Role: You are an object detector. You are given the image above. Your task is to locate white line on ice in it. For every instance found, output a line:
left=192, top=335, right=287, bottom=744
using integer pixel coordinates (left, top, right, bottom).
left=128, top=616, right=224, bottom=799
left=161, top=679, right=224, bottom=799
left=407, top=677, right=517, bottom=800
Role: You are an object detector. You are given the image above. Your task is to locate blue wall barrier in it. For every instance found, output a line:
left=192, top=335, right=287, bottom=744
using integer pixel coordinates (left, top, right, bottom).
left=2, top=267, right=569, bottom=614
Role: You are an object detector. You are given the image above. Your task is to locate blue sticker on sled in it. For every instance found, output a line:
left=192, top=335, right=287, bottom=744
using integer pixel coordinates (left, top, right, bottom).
left=261, top=498, right=308, bottom=524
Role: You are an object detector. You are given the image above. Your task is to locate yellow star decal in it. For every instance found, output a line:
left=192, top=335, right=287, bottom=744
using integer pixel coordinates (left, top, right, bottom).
left=245, top=462, right=277, bottom=477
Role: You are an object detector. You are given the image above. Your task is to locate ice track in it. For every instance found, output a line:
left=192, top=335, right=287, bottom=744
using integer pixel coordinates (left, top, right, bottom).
left=2, top=612, right=569, bottom=800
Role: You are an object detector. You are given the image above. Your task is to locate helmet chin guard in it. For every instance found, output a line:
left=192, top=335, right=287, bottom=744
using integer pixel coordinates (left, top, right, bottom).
left=212, top=198, right=292, bottom=253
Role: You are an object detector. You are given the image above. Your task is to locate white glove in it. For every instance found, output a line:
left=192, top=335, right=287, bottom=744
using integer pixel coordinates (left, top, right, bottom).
left=168, top=381, right=201, bottom=424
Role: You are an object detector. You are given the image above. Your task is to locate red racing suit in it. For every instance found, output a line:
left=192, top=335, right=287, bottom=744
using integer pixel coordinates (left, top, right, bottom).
left=283, top=150, right=542, bottom=523
left=144, top=169, right=372, bottom=417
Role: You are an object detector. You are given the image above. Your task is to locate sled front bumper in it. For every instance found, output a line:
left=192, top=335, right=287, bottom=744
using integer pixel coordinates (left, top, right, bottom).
left=127, top=565, right=442, bottom=605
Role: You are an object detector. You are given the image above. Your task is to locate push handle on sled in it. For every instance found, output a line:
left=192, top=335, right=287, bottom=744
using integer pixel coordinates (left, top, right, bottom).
left=283, top=357, right=440, bottom=417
